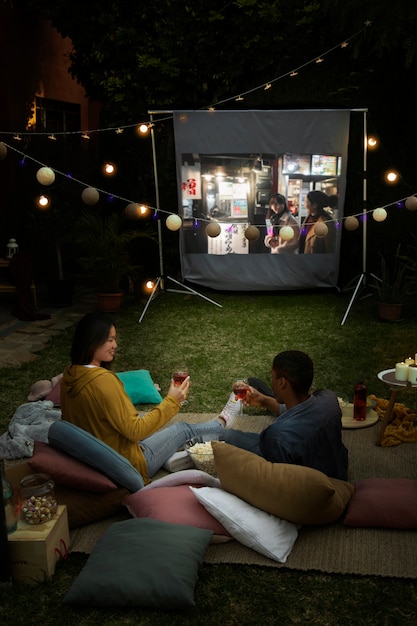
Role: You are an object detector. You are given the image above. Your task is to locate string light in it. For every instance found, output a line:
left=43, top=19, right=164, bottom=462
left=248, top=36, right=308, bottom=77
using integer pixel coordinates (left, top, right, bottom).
left=81, top=132, right=90, bottom=140
left=264, top=83, right=272, bottom=90
left=37, top=194, right=50, bottom=209
left=103, top=162, right=116, bottom=176
left=315, top=58, right=324, bottom=64
left=138, top=123, right=150, bottom=134
left=384, top=170, right=399, bottom=184
left=48, top=134, right=57, bottom=141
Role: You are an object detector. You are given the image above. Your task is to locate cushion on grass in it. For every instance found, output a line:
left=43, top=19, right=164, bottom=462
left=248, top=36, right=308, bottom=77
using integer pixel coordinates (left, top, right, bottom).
left=343, top=478, right=417, bottom=529
left=141, top=468, right=221, bottom=491
left=116, top=369, right=163, bottom=405
left=6, top=461, right=128, bottom=529
left=45, top=380, right=62, bottom=406
left=63, top=518, right=213, bottom=608
left=48, top=420, right=144, bottom=493
left=123, top=485, right=232, bottom=541
left=190, top=486, right=298, bottom=563
left=212, top=441, right=354, bottom=525
left=29, top=441, right=117, bottom=492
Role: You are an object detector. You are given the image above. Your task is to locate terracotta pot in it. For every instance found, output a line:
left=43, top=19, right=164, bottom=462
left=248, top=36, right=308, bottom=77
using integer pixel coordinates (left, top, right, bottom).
left=378, top=302, right=403, bottom=322
left=96, top=292, right=123, bottom=313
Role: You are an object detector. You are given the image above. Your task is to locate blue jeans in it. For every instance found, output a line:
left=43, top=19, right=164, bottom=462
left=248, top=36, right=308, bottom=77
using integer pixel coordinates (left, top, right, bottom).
left=220, top=430, right=262, bottom=455
left=140, top=419, right=224, bottom=478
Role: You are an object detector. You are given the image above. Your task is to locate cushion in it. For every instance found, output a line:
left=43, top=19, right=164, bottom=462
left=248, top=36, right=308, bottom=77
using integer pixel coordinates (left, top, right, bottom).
left=191, top=486, right=298, bottom=563
left=63, top=518, right=213, bottom=608
left=48, top=420, right=144, bottom=493
left=142, top=468, right=221, bottom=491
left=29, top=441, right=117, bottom=492
left=116, top=369, right=162, bottom=404
left=123, top=485, right=231, bottom=540
left=45, top=380, right=62, bottom=406
left=6, top=461, right=128, bottom=529
left=212, top=441, right=354, bottom=525
left=343, top=478, right=417, bottom=529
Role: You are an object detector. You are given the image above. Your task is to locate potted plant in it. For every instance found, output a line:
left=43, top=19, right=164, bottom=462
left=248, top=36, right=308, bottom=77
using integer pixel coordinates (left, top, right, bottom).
left=74, top=209, right=153, bottom=312
left=371, top=247, right=409, bottom=321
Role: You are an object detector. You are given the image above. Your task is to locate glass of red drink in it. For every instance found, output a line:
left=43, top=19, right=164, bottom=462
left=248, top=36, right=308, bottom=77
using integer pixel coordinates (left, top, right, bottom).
left=172, top=366, right=189, bottom=387
left=233, top=378, right=249, bottom=414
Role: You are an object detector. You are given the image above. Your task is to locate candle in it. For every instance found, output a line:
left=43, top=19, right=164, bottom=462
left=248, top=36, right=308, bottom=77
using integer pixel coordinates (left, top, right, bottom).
left=408, top=365, right=417, bottom=385
left=395, top=362, right=409, bottom=381
left=405, top=357, right=415, bottom=365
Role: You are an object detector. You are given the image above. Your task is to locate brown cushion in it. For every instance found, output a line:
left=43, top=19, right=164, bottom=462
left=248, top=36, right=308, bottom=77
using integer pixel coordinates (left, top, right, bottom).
left=212, top=441, right=354, bottom=525
left=29, top=441, right=117, bottom=492
left=343, top=478, right=417, bottom=529
left=6, top=462, right=128, bottom=529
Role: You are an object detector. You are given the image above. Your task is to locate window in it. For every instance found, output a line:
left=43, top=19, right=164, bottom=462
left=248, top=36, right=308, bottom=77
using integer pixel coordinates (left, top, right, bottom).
left=35, top=97, right=81, bottom=133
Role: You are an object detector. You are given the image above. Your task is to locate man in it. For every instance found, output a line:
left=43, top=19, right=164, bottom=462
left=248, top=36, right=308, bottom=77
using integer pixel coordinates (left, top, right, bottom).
left=220, top=350, right=348, bottom=480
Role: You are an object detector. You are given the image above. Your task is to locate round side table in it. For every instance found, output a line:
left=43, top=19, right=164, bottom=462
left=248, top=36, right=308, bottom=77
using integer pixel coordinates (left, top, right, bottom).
left=376, top=368, right=417, bottom=445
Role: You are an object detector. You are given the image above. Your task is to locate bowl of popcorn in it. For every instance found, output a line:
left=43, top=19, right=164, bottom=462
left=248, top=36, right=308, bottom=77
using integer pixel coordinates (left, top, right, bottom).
left=186, top=441, right=217, bottom=476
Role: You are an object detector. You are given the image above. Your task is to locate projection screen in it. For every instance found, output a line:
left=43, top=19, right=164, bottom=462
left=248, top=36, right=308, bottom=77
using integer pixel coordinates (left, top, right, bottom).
left=172, top=110, right=351, bottom=291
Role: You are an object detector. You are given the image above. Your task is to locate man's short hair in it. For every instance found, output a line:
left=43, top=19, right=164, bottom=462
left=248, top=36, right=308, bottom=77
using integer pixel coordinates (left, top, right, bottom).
left=272, top=350, right=313, bottom=395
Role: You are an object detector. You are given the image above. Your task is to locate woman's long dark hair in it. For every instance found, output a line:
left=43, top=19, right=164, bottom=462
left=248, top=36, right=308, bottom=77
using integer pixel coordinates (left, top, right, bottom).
left=306, top=190, right=330, bottom=219
left=70, top=312, right=116, bottom=368
left=267, top=193, right=289, bottom=223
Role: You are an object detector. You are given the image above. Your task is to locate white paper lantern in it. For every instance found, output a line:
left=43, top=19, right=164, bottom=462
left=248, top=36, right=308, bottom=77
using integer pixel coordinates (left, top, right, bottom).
left=0, top=142, right=7, bottom=160
left=125, top=203, right=141, bottom=219
left=373, top=207, right=387, bottom=222
left=206, top=222, right=221, bottom=238
left=405, top=196, right=417, bottom=211
left=314, top=222, right=328, bottom=238
left=166, top=214, right=182, bottom=231
left=36, top=166, right=55, bottom=186
left=344, top=216, right=359, bottom=231
left=245, top=225, right=260, bottom=241
left=279, top=225, right=294, bottom=241
left=81, top=187, right=100, bottom=205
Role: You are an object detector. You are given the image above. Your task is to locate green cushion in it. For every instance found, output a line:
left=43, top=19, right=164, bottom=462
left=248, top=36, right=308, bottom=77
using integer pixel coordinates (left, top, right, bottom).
left=63, top=518, right=212, bottom=608
left=116, top=369, right=162, bottom=404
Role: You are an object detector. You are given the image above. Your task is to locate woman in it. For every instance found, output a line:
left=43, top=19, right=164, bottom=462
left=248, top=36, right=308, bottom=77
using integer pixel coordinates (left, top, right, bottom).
left=264, top=193, right=299, bottom=254
left=299, top=190, right=336, bottom=254
left=60, top=312, right=240, bottom=484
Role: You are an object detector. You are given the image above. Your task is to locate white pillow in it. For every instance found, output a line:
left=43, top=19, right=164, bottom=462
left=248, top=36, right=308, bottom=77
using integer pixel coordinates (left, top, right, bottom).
left=190, top=486, right=298, bottom=563
left=142, top=469, right=221, bottom=491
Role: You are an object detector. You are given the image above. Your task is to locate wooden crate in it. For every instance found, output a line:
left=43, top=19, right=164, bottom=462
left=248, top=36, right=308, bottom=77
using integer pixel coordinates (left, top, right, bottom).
left=8, top=505, right=70, bottom=584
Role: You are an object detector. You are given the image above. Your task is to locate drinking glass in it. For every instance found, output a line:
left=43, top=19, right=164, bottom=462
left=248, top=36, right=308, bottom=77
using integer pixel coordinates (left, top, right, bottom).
left=172, top=365, right=189, bottom=405
left=172, top=365, right=189, bottom=387
left=232, top=378, right=249, bottom=415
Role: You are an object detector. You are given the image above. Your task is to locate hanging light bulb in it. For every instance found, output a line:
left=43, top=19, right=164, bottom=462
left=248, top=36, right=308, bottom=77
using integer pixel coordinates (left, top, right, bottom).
left=138, top=123, right=150, bottom=135
left=103, top=162, right=116, bottom=176
left=37, top=194, right=50, bottom=209
left=384, top=170, right=399, bottom=184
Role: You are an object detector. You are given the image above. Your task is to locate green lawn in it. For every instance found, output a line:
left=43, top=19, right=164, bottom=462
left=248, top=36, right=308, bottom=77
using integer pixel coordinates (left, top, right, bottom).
left=1, top=287, right=417, bottom=625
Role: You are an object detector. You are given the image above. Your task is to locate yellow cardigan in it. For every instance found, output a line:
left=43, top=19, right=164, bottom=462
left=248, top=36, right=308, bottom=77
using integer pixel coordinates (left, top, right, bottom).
left=60, top=364, right=181, bottom=484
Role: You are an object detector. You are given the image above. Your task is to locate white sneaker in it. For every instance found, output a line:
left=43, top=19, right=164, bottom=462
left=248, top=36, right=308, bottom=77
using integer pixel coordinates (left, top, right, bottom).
left=219, top=391, right=241, bottom=429
left=163, top=450, right=195, bottom=472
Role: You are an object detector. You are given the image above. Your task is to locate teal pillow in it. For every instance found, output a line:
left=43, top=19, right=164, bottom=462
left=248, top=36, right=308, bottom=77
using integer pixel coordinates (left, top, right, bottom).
left=116, top=369, right=163, bottom=404
left=63, top=518, right=213, bottom=608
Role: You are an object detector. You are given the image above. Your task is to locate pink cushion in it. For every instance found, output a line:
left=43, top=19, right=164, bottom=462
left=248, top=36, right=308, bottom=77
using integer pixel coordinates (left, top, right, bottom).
left=45, top=380, right=61, bottom=406
left=123, top=485, right=231, bottom=539
left=343, top=478, right=417, bottom=529
left=28, top=441, right=117, bottom=493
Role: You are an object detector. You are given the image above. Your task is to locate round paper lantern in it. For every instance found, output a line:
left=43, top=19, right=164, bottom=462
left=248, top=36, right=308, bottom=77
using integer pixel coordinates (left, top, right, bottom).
left=314, top=222, right=328, bottom=238
left=344, top=216, right=359, bottom=231
left=245, top=225, right=260, bottom=241
left=373, top=207, right=387, bottom=222
left=125, top=203, right=141, bottom=219
left=36, top=166, right=55, bottom=186
left=405, top=196, right=417, bottom=211
left=166, top=214, right=182, bottom=231
left=0, top=142, right=7, bottom=160
left=279, top=225, right=294, bottom=241
left=206, top=222, right=221, bottom=238
left=81, top=187, right=100, bottom=205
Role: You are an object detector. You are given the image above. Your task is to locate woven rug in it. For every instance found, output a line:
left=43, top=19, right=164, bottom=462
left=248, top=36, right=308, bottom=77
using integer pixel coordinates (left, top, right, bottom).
left=69, top=412, right=417, bottom=579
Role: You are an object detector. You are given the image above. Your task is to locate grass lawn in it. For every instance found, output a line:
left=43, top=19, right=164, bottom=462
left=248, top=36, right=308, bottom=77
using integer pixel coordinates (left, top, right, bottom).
left=1, top=286, right=417, bottom=625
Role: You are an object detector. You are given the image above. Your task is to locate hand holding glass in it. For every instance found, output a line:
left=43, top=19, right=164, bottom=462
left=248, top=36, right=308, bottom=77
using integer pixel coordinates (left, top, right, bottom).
left=233, top=378, right=249, bottom=415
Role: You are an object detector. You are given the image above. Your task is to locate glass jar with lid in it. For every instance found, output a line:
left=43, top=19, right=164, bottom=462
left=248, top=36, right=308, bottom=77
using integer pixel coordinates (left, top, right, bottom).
left=19, top=473, right=58, bottom=525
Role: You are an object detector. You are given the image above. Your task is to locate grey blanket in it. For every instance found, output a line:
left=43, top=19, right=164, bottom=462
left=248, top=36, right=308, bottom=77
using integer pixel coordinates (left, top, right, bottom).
left=0, top=400, right=62, bottom=459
